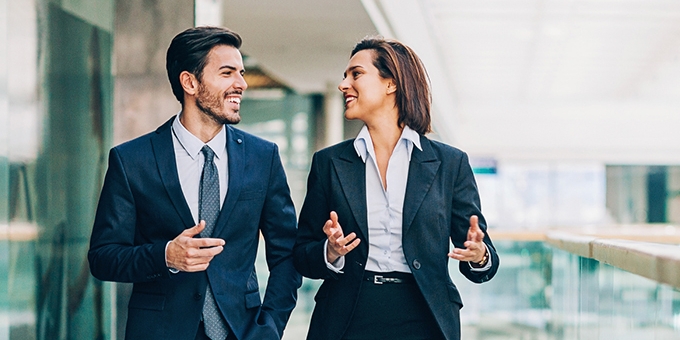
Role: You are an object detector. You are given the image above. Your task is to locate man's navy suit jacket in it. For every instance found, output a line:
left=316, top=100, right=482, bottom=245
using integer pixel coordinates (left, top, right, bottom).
left=88, top=117, right=301, bottom=339
left=293, top=136, right=499, bottom=340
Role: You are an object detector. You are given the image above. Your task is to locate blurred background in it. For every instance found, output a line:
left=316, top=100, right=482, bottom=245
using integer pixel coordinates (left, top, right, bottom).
left=1, top=0, right=680, bottom=339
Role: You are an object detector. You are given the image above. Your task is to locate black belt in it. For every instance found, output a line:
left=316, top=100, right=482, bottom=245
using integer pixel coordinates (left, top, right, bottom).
left=363, top=271, right=415, bottom=285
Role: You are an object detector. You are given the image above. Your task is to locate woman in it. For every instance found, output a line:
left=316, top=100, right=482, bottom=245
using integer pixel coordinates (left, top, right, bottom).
left=293, top=36, right=499, bottom=340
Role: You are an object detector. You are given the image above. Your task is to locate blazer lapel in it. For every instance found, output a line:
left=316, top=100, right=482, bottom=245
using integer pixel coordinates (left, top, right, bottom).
left=331, top=142, right=369, bottom=241
left=214, top=126, right=244, bottom=233
left=403, top=136, right=440, bottom=236
left=151, top=117, right=195, bottom=228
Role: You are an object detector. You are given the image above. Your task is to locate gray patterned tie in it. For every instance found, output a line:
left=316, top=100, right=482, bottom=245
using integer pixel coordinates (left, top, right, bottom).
left=199, top=145, right=229, bottom=340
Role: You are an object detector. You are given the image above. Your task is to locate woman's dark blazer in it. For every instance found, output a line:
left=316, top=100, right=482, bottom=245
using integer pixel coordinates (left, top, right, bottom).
left=293, top=135, right=499, bottom=340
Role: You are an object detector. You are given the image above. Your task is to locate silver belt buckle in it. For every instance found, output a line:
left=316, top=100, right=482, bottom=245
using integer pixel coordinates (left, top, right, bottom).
left=373, top=275, right=384, bottom=284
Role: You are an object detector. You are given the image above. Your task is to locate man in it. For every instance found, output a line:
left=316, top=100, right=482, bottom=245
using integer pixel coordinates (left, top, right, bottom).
left=88, top=26, right=301, bottom=340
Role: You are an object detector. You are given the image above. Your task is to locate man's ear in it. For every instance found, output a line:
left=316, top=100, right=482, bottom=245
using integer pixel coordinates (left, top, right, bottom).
left=387, top=80, right=397, bottom=95
left=180, top=71, right=198, bottom=96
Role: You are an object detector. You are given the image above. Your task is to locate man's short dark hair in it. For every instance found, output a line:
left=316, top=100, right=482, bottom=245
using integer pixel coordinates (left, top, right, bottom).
left=166, top=26, right=242, bottom=104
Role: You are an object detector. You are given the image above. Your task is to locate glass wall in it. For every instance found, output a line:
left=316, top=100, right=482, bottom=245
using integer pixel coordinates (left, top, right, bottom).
left=1, top=1, right=114, bottom=339
left=473, top=161, right=608, bottom=230
left=238, top=91, right=318, bottom=210
left=607, top=165, right=680, bottom=224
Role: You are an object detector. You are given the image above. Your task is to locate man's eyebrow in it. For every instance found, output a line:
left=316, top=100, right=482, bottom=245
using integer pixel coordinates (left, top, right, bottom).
left=219, top=65, right=244, bottom=72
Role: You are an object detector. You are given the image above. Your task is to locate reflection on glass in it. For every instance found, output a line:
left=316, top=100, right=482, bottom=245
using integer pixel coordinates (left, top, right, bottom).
left=3, top=1, right=113, bottom=339
left=257, top=240, right=680, bottom=340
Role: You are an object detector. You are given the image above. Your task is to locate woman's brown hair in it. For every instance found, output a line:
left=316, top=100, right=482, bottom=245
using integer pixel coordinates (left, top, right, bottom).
left=351, top=36, right=432, bottom=135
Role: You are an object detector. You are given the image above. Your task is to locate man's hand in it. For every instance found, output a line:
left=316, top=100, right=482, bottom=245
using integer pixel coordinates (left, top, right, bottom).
left=448, top=215, right=487, bottom=264
left=324, top=211, right=360, bottom=264
left=166, top=221, right=225, bottom=272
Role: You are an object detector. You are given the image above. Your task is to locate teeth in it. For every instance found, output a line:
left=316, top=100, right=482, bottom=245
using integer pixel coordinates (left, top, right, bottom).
left=227, top=97, right=241, bottom=104
left=345, top=97, right=354, bottom=103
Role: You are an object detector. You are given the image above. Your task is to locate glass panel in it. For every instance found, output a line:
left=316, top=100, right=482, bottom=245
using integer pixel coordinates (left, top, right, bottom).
left=607, top=165, right=680, bottom=224
left=239, top=93, right=314, bottom=210
left=0, top=0, right=9, bottom=337
left=3, top=1, right=114, bottom=339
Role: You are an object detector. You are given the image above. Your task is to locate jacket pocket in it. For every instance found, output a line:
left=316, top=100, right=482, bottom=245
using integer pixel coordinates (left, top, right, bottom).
left=128, top=292, right=165, bottom=311
left=245, top=291, right=262, bottom=309
left=314, top=282, right=330, bottom=302
left=447, top=283, right=464, bottom=308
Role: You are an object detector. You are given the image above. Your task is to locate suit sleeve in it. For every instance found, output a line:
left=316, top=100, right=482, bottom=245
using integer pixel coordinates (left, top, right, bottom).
left=450, top=152, right=499, bottom=283
left=293, top=152, right=341, bottom=280
left=258, top=145, right=303, bottom=336
left=88, top=148, right=169, bottom=283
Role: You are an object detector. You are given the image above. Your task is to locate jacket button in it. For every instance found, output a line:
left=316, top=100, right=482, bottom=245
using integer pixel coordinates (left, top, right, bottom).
left=412, top=259, right=421, bottom=270
left=194, top=293, right=202, bottom=301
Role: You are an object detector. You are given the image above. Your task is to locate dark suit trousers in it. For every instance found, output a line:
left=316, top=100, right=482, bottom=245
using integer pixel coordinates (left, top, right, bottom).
left=342, top=272, right=446, bottom=340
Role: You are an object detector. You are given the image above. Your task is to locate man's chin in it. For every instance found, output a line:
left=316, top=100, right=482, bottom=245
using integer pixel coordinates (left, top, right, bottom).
left=223, top=113, right=241, bottom=125
left=210, top=112, right=240, bottom=125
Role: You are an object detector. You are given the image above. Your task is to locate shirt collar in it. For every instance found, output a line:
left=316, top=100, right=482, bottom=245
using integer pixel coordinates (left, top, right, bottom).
left=353, top=125, right=422, bottom=163
left=172, top=114, right=227, bottom=160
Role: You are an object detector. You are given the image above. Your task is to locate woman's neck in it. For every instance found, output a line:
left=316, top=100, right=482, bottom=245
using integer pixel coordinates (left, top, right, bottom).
left=365, top=111, right=402, bottom=154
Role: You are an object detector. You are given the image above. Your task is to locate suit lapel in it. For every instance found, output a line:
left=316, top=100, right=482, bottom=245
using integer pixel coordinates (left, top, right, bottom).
left=151, top=117, right=195, bottom=228
left=403, top=136, right=440, bottom=236
left=332, top=142, right=369, bottom=240
left=214, top=126, right=244, bottom=233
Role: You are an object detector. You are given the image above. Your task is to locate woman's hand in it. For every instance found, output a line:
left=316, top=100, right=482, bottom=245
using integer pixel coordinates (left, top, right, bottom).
left=324, top=211, right=361, bottom=264
left=448, top=215, right=488, bottom=264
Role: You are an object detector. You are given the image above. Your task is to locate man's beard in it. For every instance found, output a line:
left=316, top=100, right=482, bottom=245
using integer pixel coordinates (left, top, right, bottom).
left=196, top=82, right=241, bottom=125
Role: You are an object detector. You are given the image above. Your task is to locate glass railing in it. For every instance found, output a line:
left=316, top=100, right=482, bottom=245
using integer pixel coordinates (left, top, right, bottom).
left=3, top=234, right=679, bottom=339
left=278, top=238, right=680, bottom=340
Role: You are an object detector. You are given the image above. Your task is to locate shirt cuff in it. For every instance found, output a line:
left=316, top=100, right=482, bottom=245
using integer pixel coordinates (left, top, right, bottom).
left=324, top=240, right=345, bottom=273
left=165, top=241, right=179, bottom=274
left=469, top=244, right=492, bottom=272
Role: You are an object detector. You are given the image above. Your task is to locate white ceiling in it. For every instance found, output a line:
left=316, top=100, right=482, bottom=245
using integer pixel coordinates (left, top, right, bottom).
left=221, top=0, right=680, bottom=163
left=222, top=0, right=378, bottom=94
left=423, top=0, right=680, bottom=102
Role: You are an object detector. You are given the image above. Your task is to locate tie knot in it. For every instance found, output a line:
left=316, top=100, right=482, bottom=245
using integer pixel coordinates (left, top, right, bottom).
left=201, top=145, right=215, bottom=163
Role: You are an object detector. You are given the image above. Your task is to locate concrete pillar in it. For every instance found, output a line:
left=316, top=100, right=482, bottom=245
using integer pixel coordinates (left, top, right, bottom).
left=323, top=81, right=344, bottom=147
left=113, top=0, right=194, bottom=145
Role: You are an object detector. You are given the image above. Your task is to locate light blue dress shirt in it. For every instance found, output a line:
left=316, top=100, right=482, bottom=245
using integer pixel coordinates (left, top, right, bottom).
left=165, top=115, right=229, bottom=270
left=171, top=115, right=229, bottom=220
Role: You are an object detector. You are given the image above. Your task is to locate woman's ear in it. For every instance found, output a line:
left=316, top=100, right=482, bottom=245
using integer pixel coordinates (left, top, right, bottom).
left=180, top=71, right=198, bottom=97
left=387, top=80, right=397, bottom=95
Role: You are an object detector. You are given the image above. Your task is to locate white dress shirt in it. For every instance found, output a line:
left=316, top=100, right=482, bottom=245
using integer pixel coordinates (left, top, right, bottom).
left=325, top=125, right=419, bottom=273
left=357, top=125, right=419, bottom=273
left=326, top=125, right=491, bottom=273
